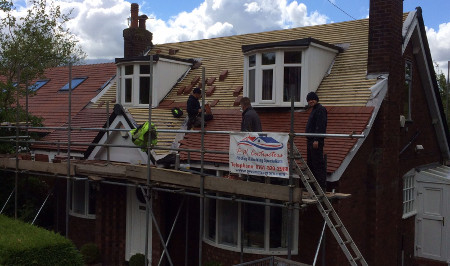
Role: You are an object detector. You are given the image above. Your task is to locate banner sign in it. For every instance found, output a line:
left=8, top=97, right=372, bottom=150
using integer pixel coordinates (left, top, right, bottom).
left=229, top=133, right=289, bottom=178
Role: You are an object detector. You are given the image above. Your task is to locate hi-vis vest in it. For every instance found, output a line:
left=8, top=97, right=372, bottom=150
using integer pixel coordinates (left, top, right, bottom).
left=130, top=122, right=157, bottom=151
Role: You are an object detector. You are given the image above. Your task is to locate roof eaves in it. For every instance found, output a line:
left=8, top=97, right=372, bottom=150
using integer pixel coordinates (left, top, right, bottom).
left=115, top=54, right=195, bottom=65
left=328, top=79, right=387, bottom=182
left=415, top=7, right=450, bottom=159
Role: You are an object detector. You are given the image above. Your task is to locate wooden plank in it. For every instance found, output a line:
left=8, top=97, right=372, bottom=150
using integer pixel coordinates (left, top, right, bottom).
left=74, top=163, right=302, bottom=202
left=0, top=158, right=74, bottom=175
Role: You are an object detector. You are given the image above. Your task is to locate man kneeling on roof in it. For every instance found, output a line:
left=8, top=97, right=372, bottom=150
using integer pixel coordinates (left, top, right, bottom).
left=130, top=121, right=157, bottom=151
left=186, top=87, right=213, bottom=129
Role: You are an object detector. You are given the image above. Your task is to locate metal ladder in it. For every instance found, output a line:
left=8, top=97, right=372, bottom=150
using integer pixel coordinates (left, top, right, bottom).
left=291, top=145, right=368, bottom=266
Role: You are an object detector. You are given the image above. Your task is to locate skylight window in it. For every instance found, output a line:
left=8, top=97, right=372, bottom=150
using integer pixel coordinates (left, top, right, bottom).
left=99, top=75, right=116, bottom=90
left=29, top=79, right=49, bottom=91
left=59, top=77, right=87, bottom=91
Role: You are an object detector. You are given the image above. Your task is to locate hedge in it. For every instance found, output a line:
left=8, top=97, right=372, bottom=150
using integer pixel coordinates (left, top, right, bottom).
left=0, top=214, right=83, bottom=265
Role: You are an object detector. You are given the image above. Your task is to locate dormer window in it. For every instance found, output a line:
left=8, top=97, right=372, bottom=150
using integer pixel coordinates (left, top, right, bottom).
left=243, top=38, right=341, bottom=107
left=116, top=55, right=193, bottom=108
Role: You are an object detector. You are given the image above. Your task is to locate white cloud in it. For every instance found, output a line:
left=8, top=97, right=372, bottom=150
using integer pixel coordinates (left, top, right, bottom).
left=2, top=0, right=330, bottom=59
left=426, top=23, right=450, bottom=78
left=148, top=0, right=328, bottom=46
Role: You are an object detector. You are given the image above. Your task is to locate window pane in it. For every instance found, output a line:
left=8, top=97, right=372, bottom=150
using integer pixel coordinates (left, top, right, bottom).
left=60, top=78, right=86, bottom=91
left=88, top=183, right=96, bottom=215
left=284, top=51, right=302, bottom=64
left=270, top=205, right=288, bottom=248
left=249, top=69, right=255, bottom=102
left=283, top=67, right=301, bottom=102
left=206, top=198, right=216, bottom=240
left=262, top=52, right=275, bottom=65
left=29, top=80, right=49, bottom=91
left=73, top=181, right=86, bottom=214
left=262, top=69, right=273, bottom=100
left=125, top=65, right=134, bottom=75
left=140, top=65, right=150, bottom=74
left=139, top=77, right=150, bottom=104
left=249, top=55, right=256, bottom=67
left=243, top=202, right=265, bottom=248
left=218, top=200, right=238, bottom=246
left=125, top=79, right=132, bottom=102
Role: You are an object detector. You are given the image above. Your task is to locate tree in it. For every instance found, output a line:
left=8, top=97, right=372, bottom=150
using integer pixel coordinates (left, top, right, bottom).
left=435, top=62, right=450, bottom=126
left=0, top=0, right=85, bottom=152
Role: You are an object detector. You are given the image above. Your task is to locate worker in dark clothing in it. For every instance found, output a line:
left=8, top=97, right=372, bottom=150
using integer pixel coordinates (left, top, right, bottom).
left=186, top=88, right=213, bottom=129
left=305, top=91, right=327, bottom=189
left=240, top=97, right=262, bottom=132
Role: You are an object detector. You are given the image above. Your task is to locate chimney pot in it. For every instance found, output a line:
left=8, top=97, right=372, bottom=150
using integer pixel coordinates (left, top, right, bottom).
left=138, top=15, right=148, bottom=29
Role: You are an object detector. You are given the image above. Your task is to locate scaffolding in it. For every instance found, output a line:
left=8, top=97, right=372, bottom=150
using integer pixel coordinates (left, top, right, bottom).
left=0, top=57, right=367, bottom=266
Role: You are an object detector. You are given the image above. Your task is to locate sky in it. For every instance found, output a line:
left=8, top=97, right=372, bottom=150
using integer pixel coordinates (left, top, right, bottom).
left=8, top=0, right=450, bottom=77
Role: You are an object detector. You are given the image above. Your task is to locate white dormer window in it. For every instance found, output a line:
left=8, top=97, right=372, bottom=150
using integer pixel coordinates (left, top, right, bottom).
left=116, top=55, right=193, bottom=108
left=243, top=38, right=340, bottom=107
left=122, top=64, right=151, bottom=105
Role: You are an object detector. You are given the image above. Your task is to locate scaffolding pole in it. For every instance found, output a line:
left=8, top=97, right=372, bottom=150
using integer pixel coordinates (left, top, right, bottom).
left=145, top=55, right=154, bottom=266
left=199, top=67, right=206, bottom=266
left=287, top=86, right=295, bottom=259
left=65, top=63, right=72, bottom=238
left=0, top=61, right=368, bottom=266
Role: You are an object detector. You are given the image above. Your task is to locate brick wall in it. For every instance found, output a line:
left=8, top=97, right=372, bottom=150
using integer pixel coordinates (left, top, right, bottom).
left=95, top=183, right=127, bottom=265
left=68, top=215, right=96, bottom=247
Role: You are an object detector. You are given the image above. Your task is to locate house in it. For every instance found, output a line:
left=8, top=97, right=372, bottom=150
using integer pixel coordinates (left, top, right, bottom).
left=4, top=0, right=449, bottom=265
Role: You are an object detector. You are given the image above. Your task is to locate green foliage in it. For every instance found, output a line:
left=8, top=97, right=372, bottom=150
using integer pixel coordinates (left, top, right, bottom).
left=0, top=0, right=85, bottom=153
left=434, top=62, right=450, bottom=127
left=0, top=175, right=52, bottom=225
left=129, top=253, right=146, bottom=266
left=80, top=243, right=100, bottom=264
left=0, top=214, right=83, bottom=265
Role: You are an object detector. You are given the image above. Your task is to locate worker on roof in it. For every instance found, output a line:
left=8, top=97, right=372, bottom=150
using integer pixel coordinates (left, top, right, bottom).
left=186, top=87, right=213, bottom=129
left=240, top=97, right=262, bottom=132
left=130, top=121, right=157, bottom=152
left=305, top=91, right=327, bottom=190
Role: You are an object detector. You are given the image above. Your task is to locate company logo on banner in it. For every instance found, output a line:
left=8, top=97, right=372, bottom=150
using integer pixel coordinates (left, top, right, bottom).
left=229, top=133, right=289, bottom=178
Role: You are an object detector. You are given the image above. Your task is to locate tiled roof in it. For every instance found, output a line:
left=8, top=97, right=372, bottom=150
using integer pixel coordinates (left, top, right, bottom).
left=32, top=108, right=112, bottom=153
left=151, top=18, right=376, bottom=108
left=179, top=106, right=374, bottom=173
left=21, top=63, right=116, bottom=131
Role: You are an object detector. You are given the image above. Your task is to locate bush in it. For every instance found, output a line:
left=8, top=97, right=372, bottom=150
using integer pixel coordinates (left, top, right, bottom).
left=0, top=214, right=83, bottom=265
left=129, top=253, right=146, bottom=266
left=80, top=243, right=100, bottom=264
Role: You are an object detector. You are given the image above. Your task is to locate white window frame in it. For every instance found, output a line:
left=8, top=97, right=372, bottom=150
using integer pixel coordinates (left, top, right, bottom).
left=204, top=195, right=298, bottom=255
left=402, top=173, right=416, bottom=219
left=244, top=49, right=304, bottom=107
left=120, top=64, right=152, bottom=107
left=70, top=180, right=96, bottom=219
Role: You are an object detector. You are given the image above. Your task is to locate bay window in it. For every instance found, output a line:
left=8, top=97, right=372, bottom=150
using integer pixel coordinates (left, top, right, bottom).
left=204, top=195, right=297, bottom=254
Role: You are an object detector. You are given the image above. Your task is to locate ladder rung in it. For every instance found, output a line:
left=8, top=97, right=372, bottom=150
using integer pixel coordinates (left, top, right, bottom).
left=334, top=223, right=342, bottom=229
left=324, top=209, right=332, bottom=214
left=344, top=240, right=352, bottom=244
left=352, top=256, right=362, bottom=261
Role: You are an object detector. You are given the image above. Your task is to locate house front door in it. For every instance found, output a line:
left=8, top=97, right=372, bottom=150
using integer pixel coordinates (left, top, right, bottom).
left=125, top=186, right=152, bottom=261
left=415, top=182, right=448, bottom=262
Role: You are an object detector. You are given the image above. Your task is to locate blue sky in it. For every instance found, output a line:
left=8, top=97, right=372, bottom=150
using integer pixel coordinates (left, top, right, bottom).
left=141, top=0, right=448, bottom=31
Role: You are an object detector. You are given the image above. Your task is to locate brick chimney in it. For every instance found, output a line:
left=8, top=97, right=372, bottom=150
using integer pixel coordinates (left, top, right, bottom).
left=123, top=3, right=153, bottom=58
left=366, top=1, right=404, bottom=265
left=367, top=0, right=403, bottom=75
